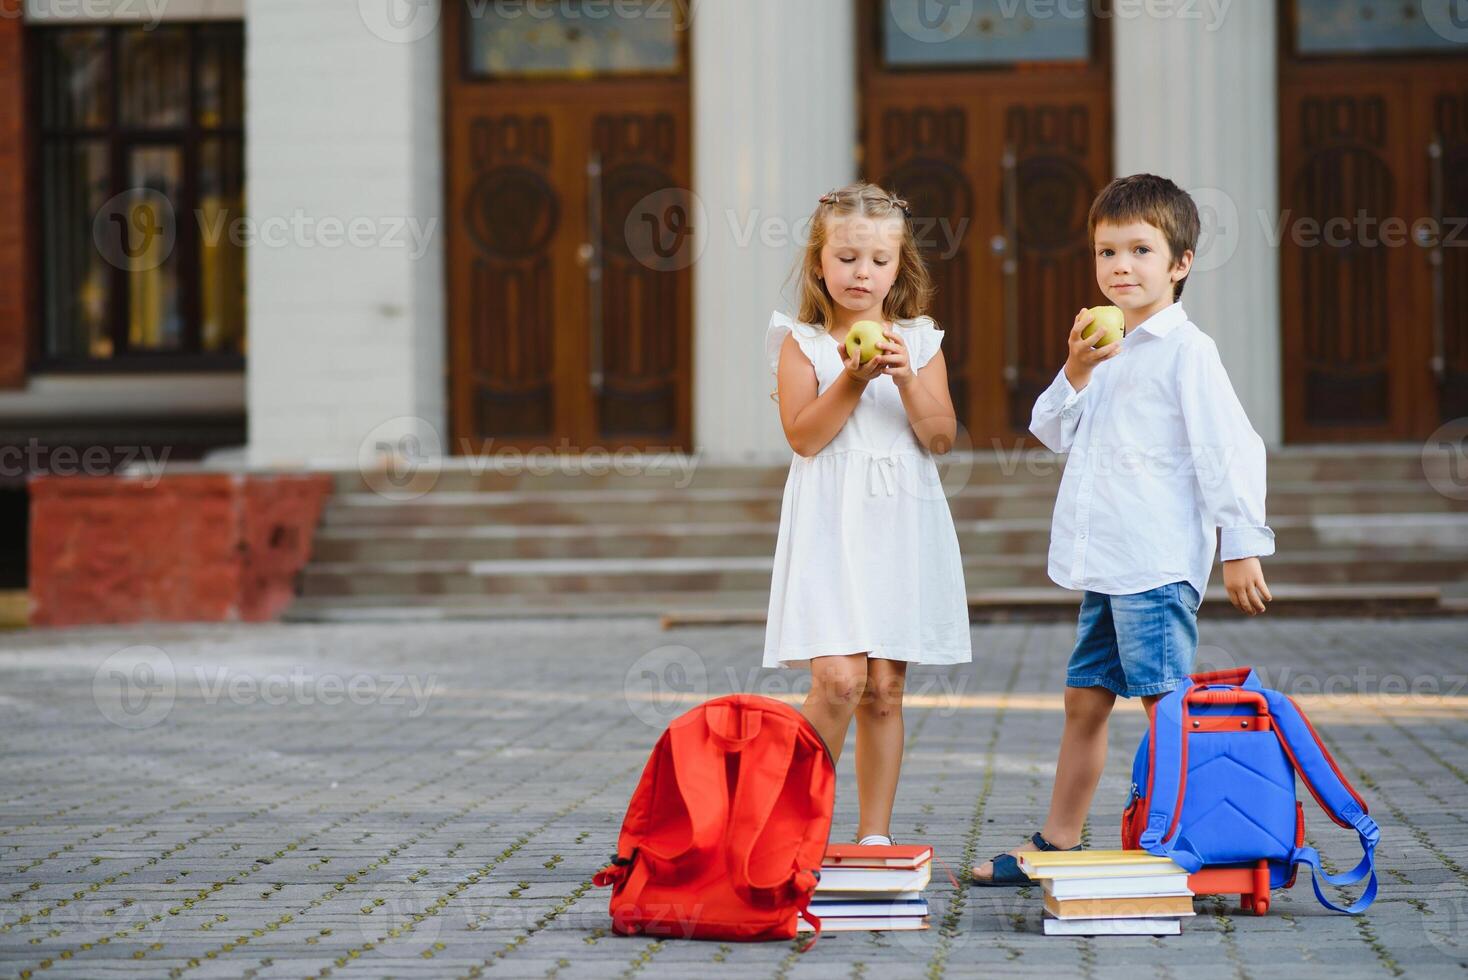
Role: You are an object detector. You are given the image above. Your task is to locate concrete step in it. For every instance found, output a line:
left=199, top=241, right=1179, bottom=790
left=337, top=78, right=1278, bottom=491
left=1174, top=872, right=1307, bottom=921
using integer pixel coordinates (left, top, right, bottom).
left=298, top=547, right=1468, bottom=598
left=283, top=583, right=1455, bottom=624
left=308, top=513, right=1468, bottom=563
left=336, top=446, right=1462, bottom=495
left=318, top=480, right=1468, bottom=528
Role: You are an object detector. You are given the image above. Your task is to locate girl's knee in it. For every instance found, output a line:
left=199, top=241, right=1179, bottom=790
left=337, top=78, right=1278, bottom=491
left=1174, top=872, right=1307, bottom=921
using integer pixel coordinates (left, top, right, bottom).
left=810, top=665, right=867, bottom=707
left=857, top=665, right=906, bottom=718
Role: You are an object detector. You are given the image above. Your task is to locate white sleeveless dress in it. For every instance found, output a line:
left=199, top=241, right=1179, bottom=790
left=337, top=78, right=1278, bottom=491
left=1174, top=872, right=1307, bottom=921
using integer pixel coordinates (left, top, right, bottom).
left=762, top=311, right=973, bottom=669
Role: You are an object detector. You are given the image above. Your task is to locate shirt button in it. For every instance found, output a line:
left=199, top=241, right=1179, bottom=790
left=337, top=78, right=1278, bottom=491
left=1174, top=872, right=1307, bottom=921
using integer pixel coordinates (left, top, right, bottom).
left=1079, top=532, right=1088, bottom=540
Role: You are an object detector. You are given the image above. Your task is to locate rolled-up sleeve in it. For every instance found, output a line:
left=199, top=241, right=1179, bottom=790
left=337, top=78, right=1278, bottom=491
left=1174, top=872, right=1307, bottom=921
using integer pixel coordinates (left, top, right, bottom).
left=1178, top=340, right=1276, bottom=561
left=1029, top=368, right=1089, bottom=454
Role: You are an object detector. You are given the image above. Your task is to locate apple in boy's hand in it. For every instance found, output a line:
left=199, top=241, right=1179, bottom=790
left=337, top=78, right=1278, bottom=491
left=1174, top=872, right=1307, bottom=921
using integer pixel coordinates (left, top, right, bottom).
left=1081, top=306, right=1124, bottom=348
left=844, top=320, right=885, bottom=365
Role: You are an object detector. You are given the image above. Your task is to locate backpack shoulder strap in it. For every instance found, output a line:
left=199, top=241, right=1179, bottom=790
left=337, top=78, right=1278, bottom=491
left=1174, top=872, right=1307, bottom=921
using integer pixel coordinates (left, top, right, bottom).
left=1137, top=683, right=1207, bottom=872
left=1263, top=691, right=1381, bottom=914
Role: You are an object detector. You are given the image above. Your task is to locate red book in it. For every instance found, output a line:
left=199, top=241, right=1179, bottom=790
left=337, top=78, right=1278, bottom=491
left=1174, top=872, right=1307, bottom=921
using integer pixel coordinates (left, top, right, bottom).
left=822, top=844, right=933, bottom=869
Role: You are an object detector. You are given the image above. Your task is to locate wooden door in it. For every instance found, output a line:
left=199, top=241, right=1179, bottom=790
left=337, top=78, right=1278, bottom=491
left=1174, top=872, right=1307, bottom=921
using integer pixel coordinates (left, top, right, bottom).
left=859, top=1, right=1112, bottom=448
left=1279, top=1, right=1468, bottom=442
left=443, top=1, right=693, bottom=456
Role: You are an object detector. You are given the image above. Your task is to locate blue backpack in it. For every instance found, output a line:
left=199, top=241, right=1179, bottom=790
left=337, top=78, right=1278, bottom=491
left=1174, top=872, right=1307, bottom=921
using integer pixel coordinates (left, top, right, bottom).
left=1122, top=667, right=1380, bottom=914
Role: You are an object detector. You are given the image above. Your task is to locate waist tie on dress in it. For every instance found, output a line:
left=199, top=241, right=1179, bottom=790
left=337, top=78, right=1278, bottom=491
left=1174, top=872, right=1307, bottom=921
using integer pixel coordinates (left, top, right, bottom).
left=868, top=454, right=899, bottom=497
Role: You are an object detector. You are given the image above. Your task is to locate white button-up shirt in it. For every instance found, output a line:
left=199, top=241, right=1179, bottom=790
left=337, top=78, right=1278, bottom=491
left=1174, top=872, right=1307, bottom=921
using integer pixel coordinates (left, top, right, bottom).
left=1029, top=302, right=1275, bottom=602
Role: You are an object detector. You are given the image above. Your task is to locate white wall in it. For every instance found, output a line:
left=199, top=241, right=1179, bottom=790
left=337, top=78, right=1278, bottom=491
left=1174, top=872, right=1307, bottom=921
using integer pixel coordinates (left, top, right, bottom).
left=1113, top=0, right=1283, bottom=445
left=245, top=0, right=445, bottom=467
left=691, top=0, right=859, bottom=464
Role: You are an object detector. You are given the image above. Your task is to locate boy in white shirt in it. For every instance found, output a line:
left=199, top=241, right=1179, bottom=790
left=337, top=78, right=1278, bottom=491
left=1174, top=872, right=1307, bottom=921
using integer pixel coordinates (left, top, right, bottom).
left=972, top=174, right=1275, bottom=885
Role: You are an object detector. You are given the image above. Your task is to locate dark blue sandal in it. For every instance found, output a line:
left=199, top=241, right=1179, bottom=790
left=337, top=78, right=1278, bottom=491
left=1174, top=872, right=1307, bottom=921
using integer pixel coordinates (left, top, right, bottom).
left=970, top=832, right=1081, bottom=887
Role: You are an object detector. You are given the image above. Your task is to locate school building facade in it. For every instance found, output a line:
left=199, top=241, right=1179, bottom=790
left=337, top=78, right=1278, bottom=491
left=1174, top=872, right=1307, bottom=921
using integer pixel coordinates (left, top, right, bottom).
left=1, top=0, right=1465, bottom=616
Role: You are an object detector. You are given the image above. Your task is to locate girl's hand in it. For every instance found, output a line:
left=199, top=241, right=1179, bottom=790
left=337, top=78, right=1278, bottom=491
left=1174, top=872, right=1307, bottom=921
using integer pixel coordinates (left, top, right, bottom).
left=880, top=331, right=914, bottom=388
left=839, top=339, right=886, bottom=385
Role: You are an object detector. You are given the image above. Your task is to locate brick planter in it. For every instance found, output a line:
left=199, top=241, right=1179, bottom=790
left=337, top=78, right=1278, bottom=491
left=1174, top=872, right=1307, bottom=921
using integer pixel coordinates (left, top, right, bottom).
left=28, top=472, right=333, bottom=626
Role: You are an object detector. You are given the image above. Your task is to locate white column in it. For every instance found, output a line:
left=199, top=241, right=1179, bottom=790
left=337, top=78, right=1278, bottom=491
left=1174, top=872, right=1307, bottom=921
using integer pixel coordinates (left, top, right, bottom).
left=1113, top=0, right=1282, bottom=446
left=245, top=0, right=445, bottom=467
left=691, top=0, right=858, bottom=464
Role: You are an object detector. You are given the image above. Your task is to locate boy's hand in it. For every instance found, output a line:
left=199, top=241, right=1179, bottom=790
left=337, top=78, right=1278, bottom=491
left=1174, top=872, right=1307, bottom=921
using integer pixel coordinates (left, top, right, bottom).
left=1223, top=557, right=1272, bottom=616
left=1063, top=307, right=1122, bottom=392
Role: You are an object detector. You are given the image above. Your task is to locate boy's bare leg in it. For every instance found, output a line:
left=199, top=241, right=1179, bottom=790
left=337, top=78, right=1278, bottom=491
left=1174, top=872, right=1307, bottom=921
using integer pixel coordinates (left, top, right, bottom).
left=800, top=653, right=868, bottom=765
left=854, top=658, right=908, bottom=841
left=973, top=685, right=1159, bottom=878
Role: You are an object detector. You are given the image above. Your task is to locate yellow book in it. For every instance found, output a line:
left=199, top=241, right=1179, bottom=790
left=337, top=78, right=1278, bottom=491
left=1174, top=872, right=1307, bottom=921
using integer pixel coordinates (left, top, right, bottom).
left=1044, top=893, right=1196, bottom=920
left=1019, top=850, right=1185, bottom=879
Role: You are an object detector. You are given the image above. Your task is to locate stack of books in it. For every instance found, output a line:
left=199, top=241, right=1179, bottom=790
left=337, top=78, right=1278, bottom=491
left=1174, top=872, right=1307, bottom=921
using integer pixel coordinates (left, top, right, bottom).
left=800, top=843, right=933, bottom=932
left=1017, top=849, right=1195, bottom=936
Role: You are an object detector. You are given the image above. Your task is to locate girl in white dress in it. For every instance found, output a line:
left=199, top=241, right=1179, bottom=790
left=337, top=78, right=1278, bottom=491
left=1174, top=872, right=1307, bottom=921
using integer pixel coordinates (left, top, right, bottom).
left=764, top=181, right=972, bottom=846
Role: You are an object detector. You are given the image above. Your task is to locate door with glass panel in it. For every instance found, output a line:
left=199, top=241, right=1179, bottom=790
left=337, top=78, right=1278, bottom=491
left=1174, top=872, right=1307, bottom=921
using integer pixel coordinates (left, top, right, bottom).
left=33, top=24, right=245, bottom=368
left=1279, top=0, right=1468, bottom=442
left=444, top=0, right=693, bottom=456
left=859, top=0, right=1112, bottom=449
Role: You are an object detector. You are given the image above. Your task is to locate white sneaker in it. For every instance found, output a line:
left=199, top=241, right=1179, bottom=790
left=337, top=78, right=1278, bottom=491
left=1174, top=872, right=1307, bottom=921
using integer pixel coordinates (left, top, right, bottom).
left=857, top=834, right=893, bottom=847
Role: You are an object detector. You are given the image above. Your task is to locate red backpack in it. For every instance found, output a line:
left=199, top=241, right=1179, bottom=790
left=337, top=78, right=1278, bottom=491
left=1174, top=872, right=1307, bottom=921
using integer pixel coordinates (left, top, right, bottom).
left=592, top=695, right=836, bottom=947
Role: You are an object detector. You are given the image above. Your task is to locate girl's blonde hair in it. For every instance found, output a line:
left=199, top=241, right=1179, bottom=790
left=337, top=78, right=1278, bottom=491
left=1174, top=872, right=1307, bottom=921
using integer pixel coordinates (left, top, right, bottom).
left=792, top=181, right=934, bottom=327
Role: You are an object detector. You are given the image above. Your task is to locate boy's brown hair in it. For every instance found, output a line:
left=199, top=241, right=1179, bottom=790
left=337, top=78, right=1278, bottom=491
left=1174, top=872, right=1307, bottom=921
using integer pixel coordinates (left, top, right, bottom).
left=1087, top=174, right=1200, bottom=300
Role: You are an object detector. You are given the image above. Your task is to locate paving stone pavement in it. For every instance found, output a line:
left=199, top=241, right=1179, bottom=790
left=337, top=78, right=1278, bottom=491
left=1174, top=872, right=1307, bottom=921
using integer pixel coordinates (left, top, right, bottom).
left=0, top=616, right=1465, bottom=979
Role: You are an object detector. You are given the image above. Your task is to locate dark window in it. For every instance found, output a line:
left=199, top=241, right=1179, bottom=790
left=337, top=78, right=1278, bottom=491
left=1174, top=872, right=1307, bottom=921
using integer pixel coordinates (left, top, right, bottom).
left=34, top=23, right=245, bottom=370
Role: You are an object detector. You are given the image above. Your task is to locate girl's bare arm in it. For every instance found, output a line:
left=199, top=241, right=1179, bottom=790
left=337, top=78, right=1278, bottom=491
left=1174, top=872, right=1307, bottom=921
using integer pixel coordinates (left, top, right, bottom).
left=775, top=334, right=877, bottom=457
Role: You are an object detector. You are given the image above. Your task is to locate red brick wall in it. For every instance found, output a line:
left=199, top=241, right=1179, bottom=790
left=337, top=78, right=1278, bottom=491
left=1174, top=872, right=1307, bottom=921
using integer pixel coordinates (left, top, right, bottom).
left=29, top=473, right=334, bottom=626
left=0, top=1, right=30, bottom=390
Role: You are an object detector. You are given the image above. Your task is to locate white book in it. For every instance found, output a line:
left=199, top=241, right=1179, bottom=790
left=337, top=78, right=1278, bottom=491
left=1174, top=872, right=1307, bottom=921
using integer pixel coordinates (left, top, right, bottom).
left=815, top=889, right=924, bottom=903
left=1045, top=874, right=1192, bottom=900
left=814, top=863, right=932, bottom=894
left=1043, top=916, right=1182, bottom=937
left=799, top=916, right=929, bottom=933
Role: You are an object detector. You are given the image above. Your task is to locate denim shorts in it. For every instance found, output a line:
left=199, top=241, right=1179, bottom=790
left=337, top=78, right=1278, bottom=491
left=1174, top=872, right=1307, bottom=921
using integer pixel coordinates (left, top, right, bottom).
left=1064, top=581, right=1201, bottom=698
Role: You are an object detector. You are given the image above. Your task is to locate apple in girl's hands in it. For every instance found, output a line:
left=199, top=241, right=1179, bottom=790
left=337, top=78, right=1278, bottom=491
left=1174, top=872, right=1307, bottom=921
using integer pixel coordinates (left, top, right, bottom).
left=1081, top=305, right=1125, bottom=348
left=844, top=320, right=885, bottom=364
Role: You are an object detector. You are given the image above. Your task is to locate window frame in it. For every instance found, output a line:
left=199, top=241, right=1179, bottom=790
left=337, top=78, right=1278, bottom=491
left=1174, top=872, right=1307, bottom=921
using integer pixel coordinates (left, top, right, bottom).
left=28, top=21, right=246, bottom=374
left=1282, top=0, right=1468, bottom=63
left=871, top=0, right=1108, bottom=74
left=454, top=0, right=692, bottom=86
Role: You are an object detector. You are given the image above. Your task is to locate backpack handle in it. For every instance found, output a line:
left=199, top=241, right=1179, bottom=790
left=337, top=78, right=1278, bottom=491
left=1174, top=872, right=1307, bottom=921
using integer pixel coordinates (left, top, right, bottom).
left=1186, top=689, right=1269, bottom=713
left=705, top=699, right=765, bottom=751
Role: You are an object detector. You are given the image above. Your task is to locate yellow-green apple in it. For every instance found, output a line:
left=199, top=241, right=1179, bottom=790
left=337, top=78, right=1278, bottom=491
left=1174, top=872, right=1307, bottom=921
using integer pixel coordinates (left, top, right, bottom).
left=1081, top=305, right=1124, bottom=348
left=844, top=320, right=885, bottom=365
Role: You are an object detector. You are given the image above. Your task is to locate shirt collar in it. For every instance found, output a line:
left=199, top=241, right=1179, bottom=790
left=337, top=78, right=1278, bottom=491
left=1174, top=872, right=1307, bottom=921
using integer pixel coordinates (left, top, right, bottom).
left=1127, top=302, right=1188, bottom=340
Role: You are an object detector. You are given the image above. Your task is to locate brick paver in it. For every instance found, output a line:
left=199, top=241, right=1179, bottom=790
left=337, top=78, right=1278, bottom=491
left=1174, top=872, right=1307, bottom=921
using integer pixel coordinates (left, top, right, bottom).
left=1, top=616, right=1465, bottom=978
